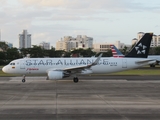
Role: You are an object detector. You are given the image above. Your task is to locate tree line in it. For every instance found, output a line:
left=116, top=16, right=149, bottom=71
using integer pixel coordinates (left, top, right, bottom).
left=0, top=42, right=100, bottom=65
left=0, top=41, right=160, bottom=65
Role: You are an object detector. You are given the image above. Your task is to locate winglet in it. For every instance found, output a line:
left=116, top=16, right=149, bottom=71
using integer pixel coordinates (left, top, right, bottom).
left=92, top=53, right=103, bottom=65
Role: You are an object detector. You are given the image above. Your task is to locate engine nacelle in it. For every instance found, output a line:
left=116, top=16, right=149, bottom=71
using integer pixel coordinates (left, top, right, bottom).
left=47, top=71, right=69, bottom=80
left=81, top=69, right=93, bottom=74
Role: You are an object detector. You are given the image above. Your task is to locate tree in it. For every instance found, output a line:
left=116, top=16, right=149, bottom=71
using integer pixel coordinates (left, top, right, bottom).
left=71, top=48, right=96, bottom=57
left=30, top=45, right=44, bottom=57
left=0, top=51, right=6, bottom=65
left=47, top=48, right=56, bottom=57
left=122, top=46, right=128, bottom=55
left=54, top=50, right=65, bottom=57
left=6, top=47, right=19, bottom=60
left=63, top=51, right=71, bottom=57
left=20, top=45, right=45, bottom=58
left=0, top=42, right=8, bottom=52
left=20, top=48, right=31, bottom=58
left=101, top=49, right=112, bottom=57
left=154, top=46, right=160, bottom=55
left=149, top=47, right=156, bottom=55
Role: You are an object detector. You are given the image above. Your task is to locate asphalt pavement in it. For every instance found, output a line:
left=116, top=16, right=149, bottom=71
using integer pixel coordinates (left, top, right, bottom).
left=0, top=76, right=160, bottom=120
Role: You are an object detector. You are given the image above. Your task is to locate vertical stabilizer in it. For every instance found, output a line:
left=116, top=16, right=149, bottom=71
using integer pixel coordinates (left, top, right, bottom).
left=110, top=45, right=124, bottom=58
left=125, top=33, right=153, bottom=58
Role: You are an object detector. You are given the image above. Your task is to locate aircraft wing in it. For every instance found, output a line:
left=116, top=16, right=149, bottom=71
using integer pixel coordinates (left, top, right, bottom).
left=135, top=59, right=156, bottom=64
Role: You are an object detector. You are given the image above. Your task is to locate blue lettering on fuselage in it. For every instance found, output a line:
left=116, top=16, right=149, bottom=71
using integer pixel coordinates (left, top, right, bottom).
left=46, top=60, right=52, bottom=65
left=25, top=59, right=118, bottom=66
left=38, top=60, right=44, bottom=65
left=56, top=60, right=63, bottom=65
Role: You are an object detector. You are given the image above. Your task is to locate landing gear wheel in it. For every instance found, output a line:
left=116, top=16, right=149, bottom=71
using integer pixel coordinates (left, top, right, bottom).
left=22, top=75, right=26, bottom=83
left=22, top=79, right=25, bottom=83
left=150, top=64, right=155, bottom=67
left=73, top=77, right=79, bottom=83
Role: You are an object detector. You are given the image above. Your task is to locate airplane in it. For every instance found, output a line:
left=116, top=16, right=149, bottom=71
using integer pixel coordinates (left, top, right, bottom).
left=110, top=44, right=160, bottom=67
left=2, top=33, right=155, bottom=83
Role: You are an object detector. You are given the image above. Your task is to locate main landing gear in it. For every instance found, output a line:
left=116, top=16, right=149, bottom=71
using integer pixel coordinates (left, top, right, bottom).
left=73, top=77, right=79, bottom=83
left=150, top=64, right=155, bottom=67
left=22, top=75, right=26, bottom=83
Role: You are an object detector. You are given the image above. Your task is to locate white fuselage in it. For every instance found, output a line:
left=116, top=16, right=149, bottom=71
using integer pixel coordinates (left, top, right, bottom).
left=2, top=57, right=152, bottom=75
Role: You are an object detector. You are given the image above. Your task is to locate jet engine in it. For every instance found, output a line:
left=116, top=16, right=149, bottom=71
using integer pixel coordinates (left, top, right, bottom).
left=81, top=69, right=93, bottom=74
left=47, top=71, right=70, bottom=80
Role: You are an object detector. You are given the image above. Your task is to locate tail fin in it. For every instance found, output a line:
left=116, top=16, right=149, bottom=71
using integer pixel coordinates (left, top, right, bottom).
left=125, top=33, right=153, bottom=58
left=110, top=45, right=124, bottom=58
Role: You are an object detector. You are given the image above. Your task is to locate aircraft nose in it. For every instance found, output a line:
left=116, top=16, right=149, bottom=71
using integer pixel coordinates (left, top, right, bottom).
left=2, top=66, right=7, bottom=73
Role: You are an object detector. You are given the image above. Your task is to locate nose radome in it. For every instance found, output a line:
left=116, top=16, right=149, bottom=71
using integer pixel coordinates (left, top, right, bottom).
left=2, top=66, right=6, bottom=73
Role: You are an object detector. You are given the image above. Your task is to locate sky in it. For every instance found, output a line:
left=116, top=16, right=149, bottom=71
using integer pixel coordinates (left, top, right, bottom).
left=0, top=0, right=160, bottom=48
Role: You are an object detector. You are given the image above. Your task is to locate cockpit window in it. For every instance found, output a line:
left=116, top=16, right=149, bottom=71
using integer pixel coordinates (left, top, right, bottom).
left=10, top=63, right=15, bottom=65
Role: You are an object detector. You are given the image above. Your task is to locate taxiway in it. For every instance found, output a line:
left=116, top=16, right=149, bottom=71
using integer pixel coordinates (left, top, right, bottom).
left=0, top=76, right=160, bottom=120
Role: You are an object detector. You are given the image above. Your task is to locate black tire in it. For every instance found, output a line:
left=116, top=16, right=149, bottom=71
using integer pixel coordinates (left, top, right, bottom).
left=73, top=77, right=79, bottom=83
left=150, top=64, right=155, bottom=67
left=22, top=79, right=25, bottom=83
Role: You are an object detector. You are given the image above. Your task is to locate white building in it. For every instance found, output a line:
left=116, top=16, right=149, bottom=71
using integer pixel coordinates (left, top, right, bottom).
left=39, top=42, right=50, bottom=50
left=56, top=35, right=93, bottom=51
left=19, top=30, right=31, bottom=49
left=93, top=43, right=110, bottom=52
left=93, top=41, right=130, bottom=53
left=133, top=32, right=160, bottom=47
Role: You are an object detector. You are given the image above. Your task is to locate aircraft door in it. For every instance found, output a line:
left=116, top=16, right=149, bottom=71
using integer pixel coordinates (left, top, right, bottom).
left=20, top=60, right=25, bottom=69
left=122, top=59, right=127, bottom=68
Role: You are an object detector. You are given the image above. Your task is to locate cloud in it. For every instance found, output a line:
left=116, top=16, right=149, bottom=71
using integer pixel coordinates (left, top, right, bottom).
left=18, top=0, right=160, bottom=12
left=0, top=0, right=160, bottom=48
left=17, top=0, right=131, bottom=13
left=0, top=0, right=7, bottom=4
left=1, top=0, right=159, bottom=25
left=18, top=0, right=90, bottom=9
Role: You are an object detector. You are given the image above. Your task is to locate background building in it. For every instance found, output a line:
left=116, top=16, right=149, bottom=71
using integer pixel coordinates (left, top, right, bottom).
left=56, top=35, right=93, bottom=51
left=56, top=32, right=160, bottom=53
left=93, top=43, right=110, bottom=52
left=132, top=32, right=160, bottom=47
left=19, top=30, right=31, bottom=49
left=6, top=42, right=13, bottom=48
left=93, top=41, right=130, bottom=53
left=39, top=42, right=50, bottom=50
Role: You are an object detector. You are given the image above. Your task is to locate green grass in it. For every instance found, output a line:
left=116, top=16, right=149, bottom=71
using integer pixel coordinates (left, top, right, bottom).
left=108, top=69, right=160, bottom=75
left=0, top=71, right=20, bottom=77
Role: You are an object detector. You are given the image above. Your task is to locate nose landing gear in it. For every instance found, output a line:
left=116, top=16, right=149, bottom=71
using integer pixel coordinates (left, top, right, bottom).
left=73, top=77, right=79, bottom=83
left=22, top=75, right=26, bottom=83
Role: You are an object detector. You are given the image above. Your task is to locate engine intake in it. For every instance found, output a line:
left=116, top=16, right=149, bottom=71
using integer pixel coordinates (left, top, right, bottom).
left=47, top=71, right=70, bottom=80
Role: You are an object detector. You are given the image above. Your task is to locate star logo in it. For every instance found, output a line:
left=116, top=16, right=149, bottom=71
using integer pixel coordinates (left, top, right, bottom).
left=135, top=43, right=147, bottom=54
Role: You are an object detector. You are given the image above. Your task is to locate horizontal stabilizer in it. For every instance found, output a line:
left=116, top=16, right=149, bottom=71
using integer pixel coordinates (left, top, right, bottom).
left=135, top=59, right=156, bottom=64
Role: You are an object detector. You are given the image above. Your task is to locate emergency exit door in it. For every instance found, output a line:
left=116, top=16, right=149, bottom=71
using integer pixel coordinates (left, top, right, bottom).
left=20, top=60, right=25, bottom=69
left=122, top=59, right=127, bottom=68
